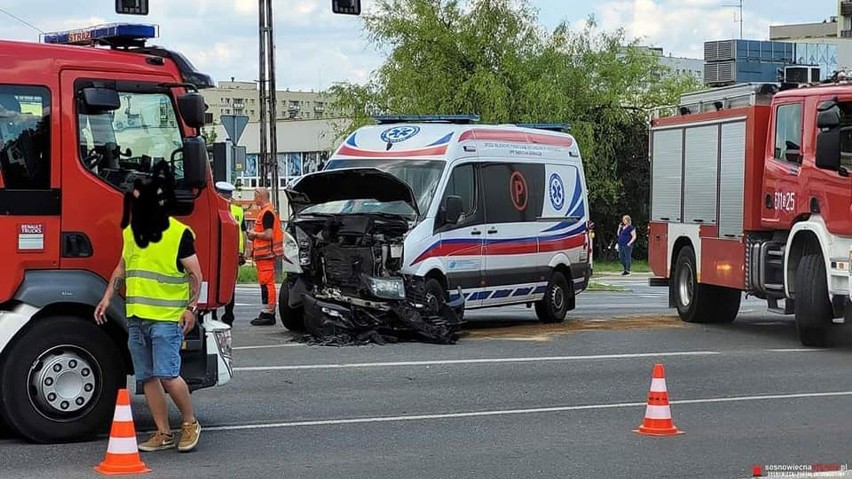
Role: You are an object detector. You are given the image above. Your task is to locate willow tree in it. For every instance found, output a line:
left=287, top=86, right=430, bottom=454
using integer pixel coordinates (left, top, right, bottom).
left=330, top=0, right=701, bottom=258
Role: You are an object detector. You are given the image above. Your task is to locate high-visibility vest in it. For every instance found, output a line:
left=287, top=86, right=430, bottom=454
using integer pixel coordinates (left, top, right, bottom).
left=230, top=203, right=245, bottom=254
left=252, top=203, right=284, bottom=260
left=122, top=217, right=193, bottom=322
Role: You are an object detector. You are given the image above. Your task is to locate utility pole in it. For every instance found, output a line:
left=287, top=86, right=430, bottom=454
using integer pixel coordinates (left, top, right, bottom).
left=267, top=0, right=279, bottom=213
left=257, top=0, right=268, bottom=188
left=257, top=0, right=279, bottom=211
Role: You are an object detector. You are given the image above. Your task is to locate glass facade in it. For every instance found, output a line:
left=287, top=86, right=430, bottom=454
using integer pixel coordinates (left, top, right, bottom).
left=793, top=43, right=838, bottom=81
left=236, top=150, right=330, bottom=189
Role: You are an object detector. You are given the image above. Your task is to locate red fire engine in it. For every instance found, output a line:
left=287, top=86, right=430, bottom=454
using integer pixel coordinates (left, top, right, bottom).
left=0, top=24, right=238, bottom=443
left=648, top=79, right=852, bottom=347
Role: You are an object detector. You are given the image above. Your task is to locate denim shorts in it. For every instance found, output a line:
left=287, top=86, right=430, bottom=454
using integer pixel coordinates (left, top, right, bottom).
left=127, top=317, right=183, bottom=382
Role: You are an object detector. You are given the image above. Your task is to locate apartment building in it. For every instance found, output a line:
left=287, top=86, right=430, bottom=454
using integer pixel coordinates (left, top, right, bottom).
left=200, top=79, right=334, bottom=123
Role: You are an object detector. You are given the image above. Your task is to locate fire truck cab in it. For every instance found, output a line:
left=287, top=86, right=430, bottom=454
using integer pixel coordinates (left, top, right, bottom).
left=648, top=79, right=852, bottom=347
left=0, top=24, right=238, bottom=443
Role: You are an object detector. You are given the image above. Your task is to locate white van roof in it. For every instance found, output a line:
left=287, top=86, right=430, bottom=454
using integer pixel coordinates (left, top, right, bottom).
left=334, top=122, right=579, bottom=160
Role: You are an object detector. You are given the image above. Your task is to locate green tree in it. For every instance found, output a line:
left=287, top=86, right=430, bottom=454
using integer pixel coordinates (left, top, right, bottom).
left=201, top=126, right=218, bottom=144
left=329, top=0, right=702, bottom=259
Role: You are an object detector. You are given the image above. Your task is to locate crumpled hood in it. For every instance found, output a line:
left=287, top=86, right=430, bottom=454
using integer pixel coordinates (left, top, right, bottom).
left=285, top=167, right=419, bottom=215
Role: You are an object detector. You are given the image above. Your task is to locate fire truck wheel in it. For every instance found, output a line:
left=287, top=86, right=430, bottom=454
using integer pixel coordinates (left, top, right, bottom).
left=279, top=282, right=306, bottom=332
left=794, top=253, right=832, bottom=347
left=0, top=316, right=124, bottom=443
left=673, top=246, right=739, bottom=324
left=535, top=271, right=570, bottom=323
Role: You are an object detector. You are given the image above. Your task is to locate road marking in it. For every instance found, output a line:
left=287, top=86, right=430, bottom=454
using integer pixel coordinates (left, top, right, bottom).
left=233, top=343, right=304, bottom=350
left=203, top=390, right=852, bottom=433
left=233, top=351, right=720, bottom=371
left=765, top=348, right=826, bottom=352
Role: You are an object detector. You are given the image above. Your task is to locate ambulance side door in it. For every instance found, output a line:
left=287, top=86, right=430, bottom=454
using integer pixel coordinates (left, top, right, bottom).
left=434, top=161, right=485, bottom=307
left=480, top=160, right=549, bottom=306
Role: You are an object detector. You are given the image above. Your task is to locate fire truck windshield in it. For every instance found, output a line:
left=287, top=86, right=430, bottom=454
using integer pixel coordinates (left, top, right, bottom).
left=78, top=91, right=184, bottom=192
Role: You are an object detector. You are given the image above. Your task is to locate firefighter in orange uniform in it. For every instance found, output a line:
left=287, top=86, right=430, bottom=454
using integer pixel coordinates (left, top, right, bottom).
left=245, top=187, right=284, bottom=326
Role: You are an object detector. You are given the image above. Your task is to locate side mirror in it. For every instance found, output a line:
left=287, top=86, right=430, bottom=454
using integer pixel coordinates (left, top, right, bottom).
left=817, top=108, right=841, bottom=129
left=80, top=87, right=120, bottom=111
left=816, top=129, right=841, bottom=171
left=444, top=195, right=464, bottom=225
left=183, top=136, right=208, bottom=189
left=178, top=92, right=207, bottom=129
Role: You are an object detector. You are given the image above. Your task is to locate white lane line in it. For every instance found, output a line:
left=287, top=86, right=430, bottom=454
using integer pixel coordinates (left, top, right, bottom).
left=765, top=348, right=826, bottom=352
left=203, top=390, right=852, bottom=433
left=233, top=343, right=304, bottom=350
left=233, top=351, right=720, bottom=371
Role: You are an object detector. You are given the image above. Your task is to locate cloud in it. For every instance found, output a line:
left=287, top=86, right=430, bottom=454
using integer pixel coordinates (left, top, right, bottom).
left=594, top=0, right=773, bottom=58
left=0, top=0, right=380, bottom=91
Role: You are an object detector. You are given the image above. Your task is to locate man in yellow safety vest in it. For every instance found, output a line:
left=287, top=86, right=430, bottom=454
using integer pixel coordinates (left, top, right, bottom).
left=94, top=165, right=203, bottom=453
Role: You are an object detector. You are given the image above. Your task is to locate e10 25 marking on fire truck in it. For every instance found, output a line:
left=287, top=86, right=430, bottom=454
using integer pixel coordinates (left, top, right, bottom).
left=774, top=191, right=796, bottom=212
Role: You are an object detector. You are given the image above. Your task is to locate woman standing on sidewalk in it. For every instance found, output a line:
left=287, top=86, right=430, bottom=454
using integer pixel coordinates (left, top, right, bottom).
left=616, top=215, right=637, bottom=276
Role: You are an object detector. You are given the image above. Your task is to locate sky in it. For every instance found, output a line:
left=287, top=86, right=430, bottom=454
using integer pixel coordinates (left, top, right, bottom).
left=0, top=0, right=839, bottom=92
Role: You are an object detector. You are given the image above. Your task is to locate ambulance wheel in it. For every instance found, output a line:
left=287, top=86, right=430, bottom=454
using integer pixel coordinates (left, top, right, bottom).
left=536, top=271, right=570, bottom=323
left=673, top=246, right=739, bottom=324
left=0, top=316, right=124, bottom=443
left=424, top=279, right=447, bottom=315
left=278, top=282, right=305, bottom=332
left=794, top=253, right=832, bottom=347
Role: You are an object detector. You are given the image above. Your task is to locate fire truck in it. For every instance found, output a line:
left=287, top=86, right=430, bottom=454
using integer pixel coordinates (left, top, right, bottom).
left=648, top=78, right=852, bottom=347
left=0, top=24, right=238, bottom=443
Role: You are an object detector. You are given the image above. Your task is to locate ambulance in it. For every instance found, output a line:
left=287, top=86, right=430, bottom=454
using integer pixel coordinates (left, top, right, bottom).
left=278, top=115, right=592, bottom=334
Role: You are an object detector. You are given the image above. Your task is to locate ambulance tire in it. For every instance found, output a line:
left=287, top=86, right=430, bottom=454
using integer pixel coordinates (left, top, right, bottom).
left=673, top=246, right=740, bottom=324
left=278, top=283, right=306, bottom=332
left=794, top=253, right=832, bottom=347
left=0, top=316, right=124, bottom=443
left=424, top=279, right=448, bottom=315
left=535, top=271, right=570, bottom=323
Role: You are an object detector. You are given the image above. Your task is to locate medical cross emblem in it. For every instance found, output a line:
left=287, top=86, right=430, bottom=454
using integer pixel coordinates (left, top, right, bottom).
left=549, top=173, right=565, bottom=211
left=380, top=126, right=420, bottom=143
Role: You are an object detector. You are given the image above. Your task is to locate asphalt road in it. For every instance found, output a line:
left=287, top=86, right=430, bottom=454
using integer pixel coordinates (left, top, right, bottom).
left=2, top=276, right=852, bottom=479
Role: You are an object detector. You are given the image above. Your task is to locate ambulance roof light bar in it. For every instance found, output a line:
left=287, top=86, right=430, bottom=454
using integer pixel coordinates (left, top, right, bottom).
left=373, top=114, right=481, bottom=125
left=515, top=123, right=571, bottom=133
left=41, top=23, right=158, bottom=48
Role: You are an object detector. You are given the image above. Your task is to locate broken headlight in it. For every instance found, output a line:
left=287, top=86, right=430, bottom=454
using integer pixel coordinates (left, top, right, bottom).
left=365, top=276, right=406, bottom=300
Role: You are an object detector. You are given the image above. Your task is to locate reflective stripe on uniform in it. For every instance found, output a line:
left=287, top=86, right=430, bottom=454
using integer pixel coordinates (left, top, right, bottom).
left=126, top=270, right=189, bottom=284
left=126, top=297, right=188, bottom=308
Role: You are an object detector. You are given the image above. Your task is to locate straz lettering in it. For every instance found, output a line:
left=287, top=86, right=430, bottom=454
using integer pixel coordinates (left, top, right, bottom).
left=773, top=191, right=795, bottom=212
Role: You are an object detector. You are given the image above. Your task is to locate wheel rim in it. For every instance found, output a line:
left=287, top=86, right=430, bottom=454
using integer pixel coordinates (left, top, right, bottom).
left=551, top=285, right=565, bottom=312
left=28, top=345, right=101, bottom=421
left=678, top=262, right=694, bottom=308
left=425, top=292, right=440, bottom=314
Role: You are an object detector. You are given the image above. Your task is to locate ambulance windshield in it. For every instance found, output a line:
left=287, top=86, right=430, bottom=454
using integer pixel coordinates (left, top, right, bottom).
left=323, top=159, right=445, bottom=214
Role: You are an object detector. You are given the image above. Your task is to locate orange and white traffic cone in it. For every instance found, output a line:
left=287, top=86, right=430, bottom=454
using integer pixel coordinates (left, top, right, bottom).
left=94, top=388, right=151, bottom=475
left=633, top=363, right=684, bottom=436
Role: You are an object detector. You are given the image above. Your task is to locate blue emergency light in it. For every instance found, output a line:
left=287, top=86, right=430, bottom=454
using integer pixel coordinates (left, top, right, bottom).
left=41, top=23, right=158, bottom=46
left=373, top=114, right=481, bottom=125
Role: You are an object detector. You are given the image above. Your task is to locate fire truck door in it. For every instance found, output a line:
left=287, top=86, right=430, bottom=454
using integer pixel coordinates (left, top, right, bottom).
left=0, top=85, right=61, bottom=301
left=762, top=101, right=803, bottom=226
left=59, top=70, right=217, bottom=390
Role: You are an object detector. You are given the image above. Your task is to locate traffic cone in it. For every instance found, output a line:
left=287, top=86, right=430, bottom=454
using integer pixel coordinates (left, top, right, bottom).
left=633, top=363, right=684, bottom=436
left=94, top=389, right=151, bottom=475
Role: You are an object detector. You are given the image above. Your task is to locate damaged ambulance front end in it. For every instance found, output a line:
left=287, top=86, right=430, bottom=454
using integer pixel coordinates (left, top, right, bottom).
left=281, top=168, right=465, bottom=344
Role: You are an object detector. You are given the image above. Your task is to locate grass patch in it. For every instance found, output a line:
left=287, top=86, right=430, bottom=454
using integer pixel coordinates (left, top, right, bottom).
left=237, top=265, right=285, bottom=284
left=586, top=281, right=629, bottom=292
left=593, top=260, right=650, bottom=273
